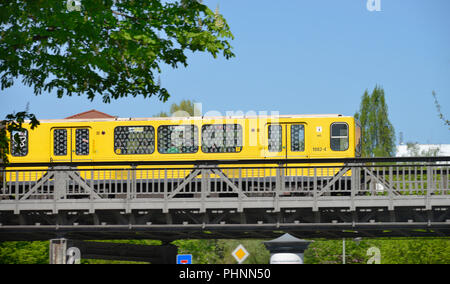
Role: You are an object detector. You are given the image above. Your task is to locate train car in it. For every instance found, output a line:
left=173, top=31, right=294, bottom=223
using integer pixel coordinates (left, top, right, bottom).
left=2, top=114, right=361, bottom=198
left=6, top=114, right=361, bottom=163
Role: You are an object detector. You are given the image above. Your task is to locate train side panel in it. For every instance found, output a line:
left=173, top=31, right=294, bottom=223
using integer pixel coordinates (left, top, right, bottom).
left=5, top=115, right=359, bottom=182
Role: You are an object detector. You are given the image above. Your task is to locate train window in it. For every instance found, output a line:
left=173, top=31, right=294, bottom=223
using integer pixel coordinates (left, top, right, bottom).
left=291, top=125, right=305, bottom=152
left=10, top=130, right=28, bottom=157
left=75, top=129, right=89, bottom=155
left=330, top=123, right=349, bottom=151
left=114, top=126, right=155, bottom=155
left=158, top=125, right=198, bottom=154
left=54, top=129, right=68, bottom=156
left=202, top=124, right=243, bottom=153
left=268, top=125, right=282, bottom=152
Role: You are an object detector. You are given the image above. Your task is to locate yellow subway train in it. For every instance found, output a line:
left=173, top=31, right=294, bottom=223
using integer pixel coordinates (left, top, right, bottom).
left=3, top=114, right=361, bottom=194
left=7, top=114, right=361, bottom=163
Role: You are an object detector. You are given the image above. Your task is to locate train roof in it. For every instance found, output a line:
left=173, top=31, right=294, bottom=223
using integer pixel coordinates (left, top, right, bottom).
left=30, top=114, right=351, bottom=123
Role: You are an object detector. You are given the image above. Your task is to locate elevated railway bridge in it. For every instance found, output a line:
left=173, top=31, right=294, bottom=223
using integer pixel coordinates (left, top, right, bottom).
left=0, top=157, right=449, bottom=242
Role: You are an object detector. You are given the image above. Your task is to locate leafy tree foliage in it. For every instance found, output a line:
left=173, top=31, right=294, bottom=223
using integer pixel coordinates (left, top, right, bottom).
left=1, top=237, right=449, bottom=264
left=405, top=142, right=440, bottom=157
left=216, top=239, right=270, bottom=264
left=0, top=1, right=234, bottom=163
left=0, top=110, right=39, bottom=163
left=174, top=239, right=270, bottom=264
left=354, top=86, right=396, bottom=157
left=304, top=238, right=450, bottom=264
left=0, top=0, right=234, bottom=103
left=153, top=99, right=200, bottom=117
left=173, top=239, right=223, bottom=264
left=0, top=241, right=49, bottom=264
left=170, top=99, right=198, bottom=116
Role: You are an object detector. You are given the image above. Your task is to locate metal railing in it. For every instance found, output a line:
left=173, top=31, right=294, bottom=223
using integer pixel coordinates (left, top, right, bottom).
left=1, top=157, right=449, bottom=214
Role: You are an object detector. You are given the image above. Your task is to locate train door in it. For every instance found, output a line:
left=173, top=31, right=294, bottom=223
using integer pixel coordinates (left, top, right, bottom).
left=50, top=127, right=92, bottom=162
left=264, top=123, right=309, bottom=159
left=285, top=123, right=309, bottom=159
left=264, top=123, right=286, bottom=159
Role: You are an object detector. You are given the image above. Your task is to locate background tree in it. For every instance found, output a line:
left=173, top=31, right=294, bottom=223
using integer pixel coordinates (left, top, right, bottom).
left=304, top=238, right=450, bottom=264
left=153, top=99, right=200, bottom=117
left=153, top=111, right=170, bottom=118
left=0, top=241, right=49, bottom=264
left=354, top=86, right=396, bottom=157
left=405, top=142, right=440, bottom=157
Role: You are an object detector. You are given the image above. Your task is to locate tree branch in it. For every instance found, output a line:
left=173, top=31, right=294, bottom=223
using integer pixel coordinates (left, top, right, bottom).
left=432, top=91, right=450, bottom=129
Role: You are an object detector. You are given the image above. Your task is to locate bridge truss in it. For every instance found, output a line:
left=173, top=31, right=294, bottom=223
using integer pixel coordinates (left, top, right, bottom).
left=1, top=157, right=449, bottom=241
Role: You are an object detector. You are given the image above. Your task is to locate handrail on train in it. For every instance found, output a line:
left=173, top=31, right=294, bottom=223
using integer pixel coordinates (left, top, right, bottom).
left=1, top=156, right=449, bottom=168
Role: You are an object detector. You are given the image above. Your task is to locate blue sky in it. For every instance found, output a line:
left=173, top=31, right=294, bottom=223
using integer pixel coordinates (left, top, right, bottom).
left=1, top=0, right=449, bottom=144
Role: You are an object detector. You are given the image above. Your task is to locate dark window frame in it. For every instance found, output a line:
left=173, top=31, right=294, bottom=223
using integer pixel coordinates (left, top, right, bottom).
left=10, top=129, right=28, bottom=157
left=53, top=128, right=68, bottom=156
left=268, top=124, right=282, bottom=153
left=290, top=124, right=305, bottom=152
left=157, top=125, right=199, bottom=154
left=330, top=122, right=349, bottom=151
left=75, top=128, right=90, bottom=156
left=114, top=125, right=155, bottom=155
left=201, top=124, right=243, bottom=153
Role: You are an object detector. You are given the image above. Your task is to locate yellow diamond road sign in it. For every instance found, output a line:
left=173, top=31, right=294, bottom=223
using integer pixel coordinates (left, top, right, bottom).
left=232, top=244, right=249, bottom=264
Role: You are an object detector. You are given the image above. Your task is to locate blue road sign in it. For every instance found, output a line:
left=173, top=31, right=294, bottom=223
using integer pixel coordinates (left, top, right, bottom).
left=176, top=254, right=192, bottom=264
